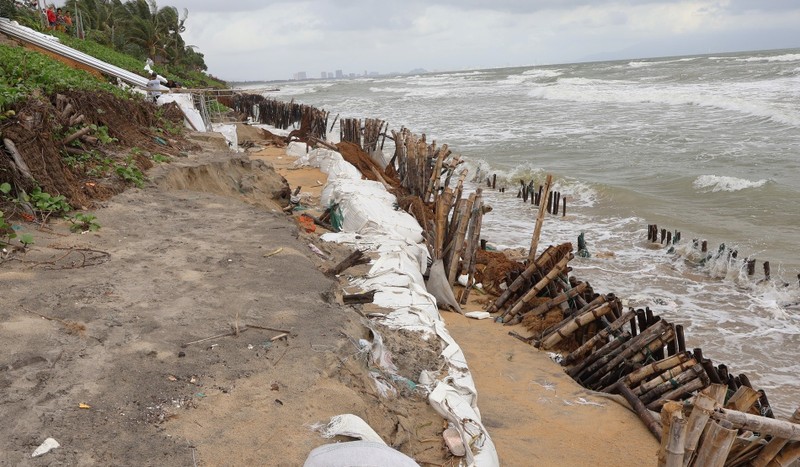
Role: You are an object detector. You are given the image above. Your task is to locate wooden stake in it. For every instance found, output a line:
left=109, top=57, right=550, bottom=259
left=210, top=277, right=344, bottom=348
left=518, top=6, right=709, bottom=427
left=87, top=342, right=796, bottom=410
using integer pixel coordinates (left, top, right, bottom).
left=609, top=381, right=662, bottom=441
left=528, top=174, right=553, bottom=263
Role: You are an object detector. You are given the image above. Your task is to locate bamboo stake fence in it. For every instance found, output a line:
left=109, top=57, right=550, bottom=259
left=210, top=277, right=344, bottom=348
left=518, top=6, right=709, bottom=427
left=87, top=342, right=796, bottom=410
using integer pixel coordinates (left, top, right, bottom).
left=245, top=95, right=799, bottom=465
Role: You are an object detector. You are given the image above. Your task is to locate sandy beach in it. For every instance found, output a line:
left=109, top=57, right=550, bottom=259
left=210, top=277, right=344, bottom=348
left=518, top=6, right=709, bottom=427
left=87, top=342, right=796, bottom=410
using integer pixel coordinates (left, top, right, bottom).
left=0, top=126, right=658, bottom=466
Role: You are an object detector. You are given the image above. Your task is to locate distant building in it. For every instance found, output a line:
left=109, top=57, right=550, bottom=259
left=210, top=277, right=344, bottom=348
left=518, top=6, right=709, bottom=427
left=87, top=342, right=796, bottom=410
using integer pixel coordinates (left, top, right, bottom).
left=293, top=71, right=307, bottom=80
left=327, top=72, right=334, bottom=79
left=335, top=69, right=343, bottom=79
left=320, top=72, right=326, bottom=79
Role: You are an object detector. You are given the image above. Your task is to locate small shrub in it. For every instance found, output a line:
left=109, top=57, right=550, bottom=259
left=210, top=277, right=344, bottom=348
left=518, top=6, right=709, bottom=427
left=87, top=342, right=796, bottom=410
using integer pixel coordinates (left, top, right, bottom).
left=68, top=213, right=101, bottom=233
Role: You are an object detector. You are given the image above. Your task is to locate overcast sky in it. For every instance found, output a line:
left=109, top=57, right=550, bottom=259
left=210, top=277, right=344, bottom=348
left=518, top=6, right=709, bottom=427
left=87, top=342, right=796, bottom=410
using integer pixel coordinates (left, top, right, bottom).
left=162, top=0, right=800, bottom=82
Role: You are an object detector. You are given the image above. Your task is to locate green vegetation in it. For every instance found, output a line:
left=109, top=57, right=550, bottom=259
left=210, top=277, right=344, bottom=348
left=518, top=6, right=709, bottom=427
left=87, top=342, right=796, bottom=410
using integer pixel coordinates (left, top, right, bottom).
left=0, top=44, right=124, bottom=110
left=68, top=212, right=101, bottom=233
left=114, top=157, right=146, bottom=187
left=1, top=0, right=225, bottom=95
left=27, top=187, right=72, bottom=220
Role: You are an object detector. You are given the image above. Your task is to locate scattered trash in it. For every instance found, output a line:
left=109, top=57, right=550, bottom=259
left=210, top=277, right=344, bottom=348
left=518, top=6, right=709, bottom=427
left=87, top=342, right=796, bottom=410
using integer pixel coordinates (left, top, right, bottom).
left=247, top=344, right=254, bottom=350
left=297, top=214, right=316, bottom=233
left=443, top=426, right=466, bottom=457
left=167, top=375, right=178, bottom=382
left=465, top=311, right=491, bottom=320
left=547, top=352, right=564, bottom=365
left=270, top=383, right=279, bottom=391
left=31, top=438, right=60, bottom=457
left=274, top=399, right=283, bottom=406
left=308, top=243, right=329, bottom=259
left=263, top=247, right=283, bottom=258
left=78, top=403, right=91, bottom=409
left=195, top=392, right=206, bottom=398
left=178, top=351, right=186, bottom=358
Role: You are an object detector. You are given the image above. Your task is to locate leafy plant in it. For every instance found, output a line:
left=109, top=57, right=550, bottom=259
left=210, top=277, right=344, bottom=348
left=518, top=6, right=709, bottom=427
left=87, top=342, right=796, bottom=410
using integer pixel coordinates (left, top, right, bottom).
left=28, top=187, right=71, bottom=216
left=114, top=159, right=145, bottom=187
left=90, top=124, right=118, bottom=144
left=0, top=209, right=16, bottom=244
left=19, top=233, right=34, bottom=248
left=68, top=213, right=101, bottom=233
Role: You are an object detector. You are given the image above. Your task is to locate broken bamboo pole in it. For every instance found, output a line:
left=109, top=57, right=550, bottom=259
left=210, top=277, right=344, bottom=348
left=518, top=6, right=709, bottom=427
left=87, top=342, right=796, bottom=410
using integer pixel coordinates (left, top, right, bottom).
left=691, top=420, right=737, bottom=467
left=664, top=409, right=688, bottom=467
left=566, top=331, right=631, bottom=379
left=681, top=391, right=719, bottom=466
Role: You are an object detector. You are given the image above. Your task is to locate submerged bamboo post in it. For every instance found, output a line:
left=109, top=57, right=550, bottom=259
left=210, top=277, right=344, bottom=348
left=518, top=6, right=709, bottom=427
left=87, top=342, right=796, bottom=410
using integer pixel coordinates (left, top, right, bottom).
left=692, top=420, right=737, bottom=467
left=528, top=174, right=554, bottom=263
left=751, top=408, right=800, bottom=467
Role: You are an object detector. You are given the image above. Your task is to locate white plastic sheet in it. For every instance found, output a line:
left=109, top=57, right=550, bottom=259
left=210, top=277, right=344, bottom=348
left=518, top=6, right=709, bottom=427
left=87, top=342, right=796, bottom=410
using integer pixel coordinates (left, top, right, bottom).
left=158, top=93, right=206, bottom=132
left=308, top=145, right=499, bottom=466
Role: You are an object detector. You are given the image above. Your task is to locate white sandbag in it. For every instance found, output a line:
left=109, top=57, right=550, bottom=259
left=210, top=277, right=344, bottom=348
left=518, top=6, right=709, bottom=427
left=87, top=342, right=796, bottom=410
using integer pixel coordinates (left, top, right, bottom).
left=318, top=414, right=385, bottom=444
left=211, top=123, right=237, bottom=151
left=426, top=259, right=463, bottom=314
left=304, top=441, right=419, bottom=467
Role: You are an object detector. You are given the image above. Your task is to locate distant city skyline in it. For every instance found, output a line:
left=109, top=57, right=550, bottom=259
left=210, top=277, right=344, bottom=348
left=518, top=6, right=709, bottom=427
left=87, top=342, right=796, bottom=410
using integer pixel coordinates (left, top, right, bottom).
left=163, top=1, right=800, bottom=82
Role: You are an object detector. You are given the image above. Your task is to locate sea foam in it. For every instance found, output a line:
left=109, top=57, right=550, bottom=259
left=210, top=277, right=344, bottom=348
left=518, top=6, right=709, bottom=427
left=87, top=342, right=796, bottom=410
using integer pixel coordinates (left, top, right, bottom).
left=693, top=175, right=769, bottom=193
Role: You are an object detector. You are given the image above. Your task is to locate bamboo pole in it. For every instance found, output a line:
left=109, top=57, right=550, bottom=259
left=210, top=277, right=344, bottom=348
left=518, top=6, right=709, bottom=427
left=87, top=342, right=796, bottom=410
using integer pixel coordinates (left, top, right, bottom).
left=751, top=408, right=800, bottom=467
left=540, top=301, right=613, bottom=350
left=535, top=287, right=605, bottom=342
left=769, top=442, right=800, bottom=467
left=459, top=192, right=484, bottom=304
left=646, top=372, right=711, bottom=411
left=691, top=420, right=737, bottom=467
left=446, top=194, right=475, bottom=285
left=609, top=381, right=662, bottom=441
left=528, top=174, right=553, bottom=263
left=594, top=326, right=677, bottom=390
left=499, top=254, right=572, bottom=323
left=567, top=332, right=630, bottom=379
left=725, top=385, right=762, bottom=413
left=612, top=352, right=691, bottom=391
left=712, top=408, right=800, bottom=441
left=579, top=320, right=669, bottom=386
left=524, top=282, right=589, bottom=323
left=658, top=402, right=683, bottom=467
left=641, top=363, right=705, bottom=405
left=681, top=391, right=718, bottom=466
left=664, top=410, right=688, bottom=467
left=565, top=309, right=635, bottom=365
left=632, top=358, right=698, bottom=397
left=487, top=243, right=571, bottom=313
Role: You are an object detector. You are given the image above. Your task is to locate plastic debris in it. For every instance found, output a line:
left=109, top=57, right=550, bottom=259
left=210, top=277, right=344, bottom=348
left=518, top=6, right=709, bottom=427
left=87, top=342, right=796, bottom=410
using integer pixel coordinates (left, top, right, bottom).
left=303, top=440, right=419, bottom=467
left=317, top=414, right=384, bottom=444
left=443, top=426, right=466, bottom=457
left=32, top=438, right=60, bottom=457
left=78, top=403, right=91, bottom=409
left=464, top=311, right=491, bottom=320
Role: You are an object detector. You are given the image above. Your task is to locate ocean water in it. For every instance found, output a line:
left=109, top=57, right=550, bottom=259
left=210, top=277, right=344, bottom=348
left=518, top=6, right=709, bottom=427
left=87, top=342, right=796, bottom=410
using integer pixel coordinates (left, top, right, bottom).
left=243, top=49, right=800, bottom=416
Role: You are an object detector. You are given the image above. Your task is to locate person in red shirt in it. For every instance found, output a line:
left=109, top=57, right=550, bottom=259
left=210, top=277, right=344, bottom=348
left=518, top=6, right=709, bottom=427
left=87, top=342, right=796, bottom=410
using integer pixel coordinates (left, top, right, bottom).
left=45, top=6, right=56, bottom=29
